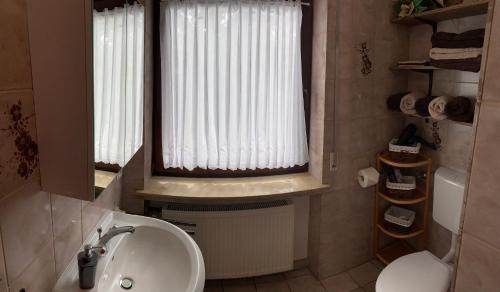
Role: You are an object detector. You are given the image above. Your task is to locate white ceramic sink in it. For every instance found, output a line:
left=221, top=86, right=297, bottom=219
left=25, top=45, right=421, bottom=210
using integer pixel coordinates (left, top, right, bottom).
left=54, top=212, right=205, bottom=292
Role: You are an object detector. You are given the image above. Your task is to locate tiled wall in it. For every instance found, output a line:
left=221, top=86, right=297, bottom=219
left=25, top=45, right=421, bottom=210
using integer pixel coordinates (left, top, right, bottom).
left=406, top=15, right=485, bottom=258
left=308, top=0, right=409, bottom=279
left=0, top=1, right=122, bottom=291
left=455, top=1, right=500, bottom=289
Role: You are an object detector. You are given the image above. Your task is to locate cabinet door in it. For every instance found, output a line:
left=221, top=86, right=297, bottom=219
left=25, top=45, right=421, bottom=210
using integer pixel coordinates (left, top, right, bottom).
left=28, top=0, right=94, bottom=200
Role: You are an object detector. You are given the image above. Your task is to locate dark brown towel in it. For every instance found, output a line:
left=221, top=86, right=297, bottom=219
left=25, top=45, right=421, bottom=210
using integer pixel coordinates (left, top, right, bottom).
left=431, top=29, right=485, bottom=48
left=445, top=97, right=475, bottom=123
left=386, top=92, right=410, bottom=112
left=430, top=56, right=482, bottom=72
left=415, top=96, right=435, bottom=117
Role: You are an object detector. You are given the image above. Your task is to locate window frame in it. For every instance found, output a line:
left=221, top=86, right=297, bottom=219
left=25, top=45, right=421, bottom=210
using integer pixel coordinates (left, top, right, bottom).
left=152, top=0, right=313, bottom=178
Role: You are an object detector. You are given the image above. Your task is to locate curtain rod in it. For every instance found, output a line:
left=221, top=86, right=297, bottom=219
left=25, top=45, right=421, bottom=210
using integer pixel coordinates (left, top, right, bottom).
left=160, top=0, right=310, bottom=7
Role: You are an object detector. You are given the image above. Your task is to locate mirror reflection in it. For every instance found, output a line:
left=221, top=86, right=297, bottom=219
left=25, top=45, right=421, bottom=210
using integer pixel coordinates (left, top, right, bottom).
left=93, top=0, right=144, bottom=196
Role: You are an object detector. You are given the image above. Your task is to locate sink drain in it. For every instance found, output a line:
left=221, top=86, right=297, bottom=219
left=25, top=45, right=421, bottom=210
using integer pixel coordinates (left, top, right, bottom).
left=120, top=277, right=134, bottom=290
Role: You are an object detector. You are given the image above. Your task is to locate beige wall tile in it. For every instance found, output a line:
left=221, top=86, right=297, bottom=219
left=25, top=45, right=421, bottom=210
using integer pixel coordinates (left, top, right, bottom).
left=51, top=194, right=82, bottom=278
left=82, top=176, right=121, bottom=238
left=9, top=240, right=55, bottom=292
left=479, top=5, right=500, bottom=102
left=0, top=90, right=40, bottom=199
left=0, top=0, right=32, bottom=91
left=0, top=179, right=51, bottom=283
left=455, top=233, right=500, bottom=292
left=463, top=103, right=500, bottom=248
left=0, top=233, right=7, bottom=292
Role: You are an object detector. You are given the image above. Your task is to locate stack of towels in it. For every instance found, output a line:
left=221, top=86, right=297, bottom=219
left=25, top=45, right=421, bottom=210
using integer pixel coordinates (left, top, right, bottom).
left=429, top=29, right=485, bottom=72
left=386, top=92, right=475, bottom=123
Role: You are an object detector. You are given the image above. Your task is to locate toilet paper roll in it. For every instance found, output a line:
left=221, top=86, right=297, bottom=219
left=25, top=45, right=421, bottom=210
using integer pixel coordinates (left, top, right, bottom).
left=358, top=167, right=380, bottom=188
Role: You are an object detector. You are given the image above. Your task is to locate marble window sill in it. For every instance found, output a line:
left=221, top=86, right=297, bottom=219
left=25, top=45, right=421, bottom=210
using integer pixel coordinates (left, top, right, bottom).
left=137, top=173, right=329, bottom=202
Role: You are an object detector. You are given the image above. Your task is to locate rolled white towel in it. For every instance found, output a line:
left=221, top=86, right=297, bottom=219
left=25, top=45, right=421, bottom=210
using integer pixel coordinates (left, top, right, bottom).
left=429, top=47, right=483, bottom=60
left=429, top=96, right=453, bottom=120
left=400, top=92, right=426, bottom=116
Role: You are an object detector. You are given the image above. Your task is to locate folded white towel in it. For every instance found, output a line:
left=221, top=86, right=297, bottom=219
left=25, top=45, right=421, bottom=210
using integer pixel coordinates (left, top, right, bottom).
left=429, top=47, right=482, bottom=60
left=400, top=92, right=426, bottom=116
left=429, top=96, right=453, bottom=120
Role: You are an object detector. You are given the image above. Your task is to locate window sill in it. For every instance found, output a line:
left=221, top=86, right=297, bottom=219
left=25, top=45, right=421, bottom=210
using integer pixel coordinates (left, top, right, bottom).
left=95, top=170, right=118, bottom=191
left=137, top=173, right=329, bottom=202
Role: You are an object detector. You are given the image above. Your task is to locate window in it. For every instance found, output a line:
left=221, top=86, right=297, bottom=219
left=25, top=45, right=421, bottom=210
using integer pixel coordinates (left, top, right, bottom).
left=153, top=0, right=312, bottom=177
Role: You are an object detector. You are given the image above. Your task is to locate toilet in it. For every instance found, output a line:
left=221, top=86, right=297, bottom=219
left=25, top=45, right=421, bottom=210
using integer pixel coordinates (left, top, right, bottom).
left=376, top=167, right=466, bottom=292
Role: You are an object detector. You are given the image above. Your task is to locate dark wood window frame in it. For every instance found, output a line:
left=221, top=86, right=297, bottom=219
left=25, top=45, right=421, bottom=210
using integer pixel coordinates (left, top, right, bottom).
left=152, top=0, right=313, bottom=178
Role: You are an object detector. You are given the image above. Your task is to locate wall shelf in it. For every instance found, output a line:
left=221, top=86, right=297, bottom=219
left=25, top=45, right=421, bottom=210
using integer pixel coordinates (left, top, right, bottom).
left=391, top=65, right=440, bottom=72
left=391, top=1, right=490, bottom=26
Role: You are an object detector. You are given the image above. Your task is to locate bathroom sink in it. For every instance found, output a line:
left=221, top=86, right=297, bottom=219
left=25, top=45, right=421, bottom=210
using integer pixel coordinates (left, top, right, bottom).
left=54, top=212, right=205, bottom=292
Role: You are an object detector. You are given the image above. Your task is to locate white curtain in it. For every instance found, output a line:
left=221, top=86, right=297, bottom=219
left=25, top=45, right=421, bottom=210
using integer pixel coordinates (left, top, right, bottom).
left=94, top=3, right=144, bottom=167
left=160, top=0, right=309, bottom=171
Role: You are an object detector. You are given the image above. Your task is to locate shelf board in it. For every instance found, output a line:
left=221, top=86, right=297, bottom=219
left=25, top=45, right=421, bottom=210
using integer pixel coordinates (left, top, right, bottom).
left=377, top=186, right=426, bottom=205
left=377, top=222, right=425, bottom=239
left=391, top=65, right=440, bottom=72
left=376, top=241, right=415, bottom=265
left=391, top=1, right=490, bottom=26
left=378, top=151, right=431, bottom=168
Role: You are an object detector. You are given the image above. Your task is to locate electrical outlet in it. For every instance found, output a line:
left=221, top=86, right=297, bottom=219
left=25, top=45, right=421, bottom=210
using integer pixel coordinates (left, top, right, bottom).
left=330, top=152, right=337, bottom=171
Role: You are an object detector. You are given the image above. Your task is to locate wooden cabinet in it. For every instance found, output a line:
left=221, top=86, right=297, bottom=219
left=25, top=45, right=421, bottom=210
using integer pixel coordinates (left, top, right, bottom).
left=27, top=0, right=94, bottom=200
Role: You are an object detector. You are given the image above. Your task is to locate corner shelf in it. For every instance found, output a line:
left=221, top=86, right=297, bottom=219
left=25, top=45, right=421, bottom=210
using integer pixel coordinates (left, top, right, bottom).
left=377, top=186, right=426, bottom=205
left=376, top=241, right=415, bottom=265
left=378, top=151, right=431, bottom=168
left=373, top=152, right=432, bottom=265
left=377, top=222, right=425, bottom=239
left=391, top=1, right=490, bottom=26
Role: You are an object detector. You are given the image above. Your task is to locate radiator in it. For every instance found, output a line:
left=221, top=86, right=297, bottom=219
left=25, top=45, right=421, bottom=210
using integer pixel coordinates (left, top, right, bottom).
left=161, top=200, right=295, bottom=279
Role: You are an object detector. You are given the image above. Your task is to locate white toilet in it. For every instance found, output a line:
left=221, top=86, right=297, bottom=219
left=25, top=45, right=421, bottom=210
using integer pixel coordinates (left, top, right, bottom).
left=376, top=167, right=466, bottom=292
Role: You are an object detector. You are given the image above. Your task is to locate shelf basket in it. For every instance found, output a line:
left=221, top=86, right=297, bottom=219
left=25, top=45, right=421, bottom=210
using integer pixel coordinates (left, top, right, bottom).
left=388, top=139, right=421, bottom=162
left=384, top=206, right=416, bottom=233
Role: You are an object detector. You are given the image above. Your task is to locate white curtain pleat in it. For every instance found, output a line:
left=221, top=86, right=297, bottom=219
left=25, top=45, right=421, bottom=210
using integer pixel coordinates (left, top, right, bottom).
left=160, top=0, right=308, bottom=171
left=94, top=3, right=144, bottom=167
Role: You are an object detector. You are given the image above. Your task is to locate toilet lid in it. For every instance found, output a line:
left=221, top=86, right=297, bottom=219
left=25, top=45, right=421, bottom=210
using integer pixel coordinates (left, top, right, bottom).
left=376, top=251, right=451, bottom=292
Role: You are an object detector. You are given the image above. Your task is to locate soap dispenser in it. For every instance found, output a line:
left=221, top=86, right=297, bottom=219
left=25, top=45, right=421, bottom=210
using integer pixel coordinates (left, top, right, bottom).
left=78, top=244, right=99, bottom=289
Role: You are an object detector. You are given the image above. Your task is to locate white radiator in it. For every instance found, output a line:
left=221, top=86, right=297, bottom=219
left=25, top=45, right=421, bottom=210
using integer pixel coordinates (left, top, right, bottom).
left=161, top=200, right=295, bottom=279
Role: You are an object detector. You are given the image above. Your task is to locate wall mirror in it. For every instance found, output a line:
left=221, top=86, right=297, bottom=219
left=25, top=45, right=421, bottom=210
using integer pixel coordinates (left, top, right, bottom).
left=93, top=0, right=145, bottom=196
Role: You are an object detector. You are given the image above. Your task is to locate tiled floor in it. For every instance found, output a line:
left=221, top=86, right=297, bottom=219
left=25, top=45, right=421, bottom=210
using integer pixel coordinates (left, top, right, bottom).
left=204, top=259, right=384, bottom=292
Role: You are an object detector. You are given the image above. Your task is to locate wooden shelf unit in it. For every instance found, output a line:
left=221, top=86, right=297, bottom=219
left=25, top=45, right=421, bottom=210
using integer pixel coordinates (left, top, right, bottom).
left=391, top=0, right=490, bottom=26
left=388, top=1, right=490, bottom=129
left=374, top=151, right=432, bottom=265
left=376, top=241, right=415, bottom=265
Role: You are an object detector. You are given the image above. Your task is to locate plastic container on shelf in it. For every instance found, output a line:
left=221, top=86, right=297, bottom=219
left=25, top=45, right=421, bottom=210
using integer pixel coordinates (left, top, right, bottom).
left=388, top=139, right=421, bottom=162
left=384, top=205, right=416, bottom=228
left=386, top=176, right=416, bottom=191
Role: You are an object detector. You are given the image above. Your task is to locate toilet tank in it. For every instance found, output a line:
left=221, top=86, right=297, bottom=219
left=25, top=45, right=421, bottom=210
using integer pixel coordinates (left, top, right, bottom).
left=433, top=167, right=466, bottom=235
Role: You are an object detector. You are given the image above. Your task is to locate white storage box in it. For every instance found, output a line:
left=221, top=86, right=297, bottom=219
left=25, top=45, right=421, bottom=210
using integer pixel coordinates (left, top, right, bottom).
left=389, top=139, right=421, bottom=154
left=386, top=176, right=416, bottom=191
left=384, top=206, right=416, bottom=228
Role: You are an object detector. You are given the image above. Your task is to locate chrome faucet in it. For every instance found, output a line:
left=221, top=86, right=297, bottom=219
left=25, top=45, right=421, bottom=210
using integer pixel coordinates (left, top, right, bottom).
left=98, top=225, right=136, bottom=247
left=84, top=225, right=136, bottom=257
